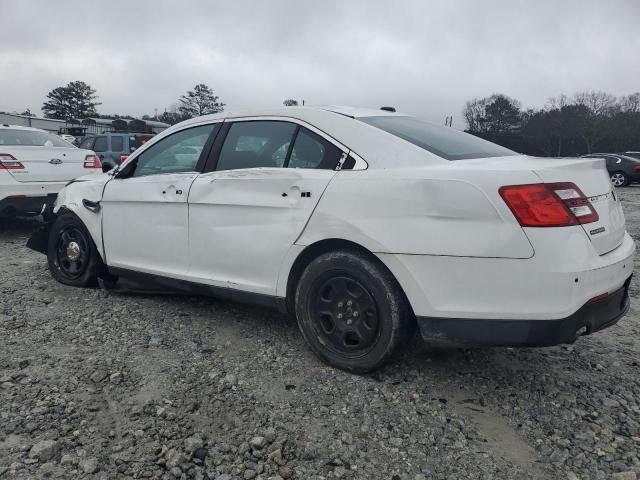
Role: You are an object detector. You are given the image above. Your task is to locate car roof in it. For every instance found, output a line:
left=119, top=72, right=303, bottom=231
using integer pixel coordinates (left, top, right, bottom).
left=0, top=124, right=49, bottom=133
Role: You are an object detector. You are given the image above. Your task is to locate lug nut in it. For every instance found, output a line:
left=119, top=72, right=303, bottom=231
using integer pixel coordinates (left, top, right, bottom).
left=347, top=300, right=353, bottom=306
left=338, top=301, right=343, bottom=308
left=353, top=311, right=359, bottom=317
left=337, top=313, right=343, bottom=319
left=346, top=319, right=353, bottom=325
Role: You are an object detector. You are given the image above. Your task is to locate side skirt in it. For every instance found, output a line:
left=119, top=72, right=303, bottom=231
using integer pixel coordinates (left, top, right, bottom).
left=107, top=267, right=289, bottom=313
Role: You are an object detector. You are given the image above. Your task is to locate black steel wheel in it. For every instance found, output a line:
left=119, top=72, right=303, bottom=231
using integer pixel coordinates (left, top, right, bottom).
left=295, top=249, right=414, bottom=373
left=310, top=274, right=380, bottom=357
left=47, top=213, right=102, bottom=287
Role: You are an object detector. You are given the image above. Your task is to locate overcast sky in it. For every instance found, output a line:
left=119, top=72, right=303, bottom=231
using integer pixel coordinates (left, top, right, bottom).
left=1, top=0, right=639, bottom=127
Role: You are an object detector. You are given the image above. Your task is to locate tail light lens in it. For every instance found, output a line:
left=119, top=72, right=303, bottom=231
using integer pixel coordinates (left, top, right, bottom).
left=633, top=165, right=640, bottom=172
left=118, top=154, right=129, bottom=164
left=0, top=153, right=24, bottom=170
left=83, top=154, right=102, bottom=169
left=500, top=182, right=599, bottom=227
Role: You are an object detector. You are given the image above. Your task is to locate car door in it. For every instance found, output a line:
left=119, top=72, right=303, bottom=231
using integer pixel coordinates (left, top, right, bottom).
left=101, top=123, right=219, bottom=277
left=188, top=119, right=344, bottom=295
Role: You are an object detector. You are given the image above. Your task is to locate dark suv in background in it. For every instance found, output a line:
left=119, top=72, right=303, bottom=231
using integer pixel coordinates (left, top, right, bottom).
left=78, top=133, right=155, bottom=171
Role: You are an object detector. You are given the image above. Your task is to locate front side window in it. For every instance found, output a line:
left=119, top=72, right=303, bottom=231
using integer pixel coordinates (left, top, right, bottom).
left=288, top=128, right=342, bottom=169
left=93, top=136, right=108, bottom=152
left=131, top=124, right=216, bottom=178
left=0, top=129, right=71, bottom=147
left=216, top=121, right=297, bottom=171
left=359, top=116, right=515, bottom=160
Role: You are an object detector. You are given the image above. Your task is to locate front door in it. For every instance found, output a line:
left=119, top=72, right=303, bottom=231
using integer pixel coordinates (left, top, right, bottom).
left=101, top=123, right=218, bottom=277
left=188, top=120, right=343, bottom=295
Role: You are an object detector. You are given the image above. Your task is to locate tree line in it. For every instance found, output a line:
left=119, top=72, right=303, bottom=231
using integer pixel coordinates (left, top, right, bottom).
left=40, top=81, right=226, bottom=125
left=463, top=91, right=640, bottom=156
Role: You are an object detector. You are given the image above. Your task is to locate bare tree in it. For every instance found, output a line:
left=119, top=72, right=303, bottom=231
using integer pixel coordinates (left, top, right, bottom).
left=573, top=91, right=617, bottom=116
left=620, top=92, right=640, bottom=113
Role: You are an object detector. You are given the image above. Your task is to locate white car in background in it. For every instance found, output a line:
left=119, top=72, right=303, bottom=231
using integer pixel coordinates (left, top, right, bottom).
left=28, top=107, right=634, bottom=373
left=0, top=125, right=102, bottom=217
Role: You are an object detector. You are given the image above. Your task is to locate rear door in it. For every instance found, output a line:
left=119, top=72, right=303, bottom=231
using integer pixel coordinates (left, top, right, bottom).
left=188, top=120, right=342, bottom=294
left=0, top=128, right=89, bottom=183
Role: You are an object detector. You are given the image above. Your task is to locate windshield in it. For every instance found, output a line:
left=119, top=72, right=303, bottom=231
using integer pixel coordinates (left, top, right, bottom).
left=359, top=116, right=515, bottom=160
left=0, top=129, right=73, bottom=147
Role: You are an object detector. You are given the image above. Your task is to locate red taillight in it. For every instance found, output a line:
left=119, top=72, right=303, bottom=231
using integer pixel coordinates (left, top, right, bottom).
left=118, top=154, right=129, bottom=164
left=0, top=153, right=24, bottom=170
left=499, top=182, right=599, bottom=227
left=634, top=165, right=640, bottom=172
left=83, top=154, right=102, bottom=169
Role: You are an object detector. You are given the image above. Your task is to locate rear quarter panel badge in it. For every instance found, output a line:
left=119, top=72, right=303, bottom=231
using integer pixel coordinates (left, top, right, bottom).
left=590, top=227, right=606, bottom=235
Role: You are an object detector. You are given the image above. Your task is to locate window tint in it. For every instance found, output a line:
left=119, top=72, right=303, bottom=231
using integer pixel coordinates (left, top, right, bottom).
left=79, top=137, right=95, bottom=149
left=93, top=136, right=108, bottom=152
left=132, top=124, right=215, bottom=178
left=110, top=136, right=124, bottom=152
left=288, top=128, right=342, bottom=169
left=216, top=121, right=296, bottom=171
left=0, top=129, right=71, bottom=147
left=359, top=116, right=515, bottom=160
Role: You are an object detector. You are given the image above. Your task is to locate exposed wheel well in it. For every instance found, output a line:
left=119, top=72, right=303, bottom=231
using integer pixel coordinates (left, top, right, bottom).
left=285, top=239, right=413, bottom=318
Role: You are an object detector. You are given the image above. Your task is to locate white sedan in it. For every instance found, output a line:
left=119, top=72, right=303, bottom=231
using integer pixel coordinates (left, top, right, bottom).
left=28, top=107, right=634, bottom=373
left=0, top=125, right=102, bottom=217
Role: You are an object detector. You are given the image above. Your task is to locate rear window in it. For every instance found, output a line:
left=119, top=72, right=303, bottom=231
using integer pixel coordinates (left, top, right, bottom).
left=359, top=116, right=515, bottom=160
left=0, top=129, right=71, bottom=147
left=129, top=134, right=155, bottom=152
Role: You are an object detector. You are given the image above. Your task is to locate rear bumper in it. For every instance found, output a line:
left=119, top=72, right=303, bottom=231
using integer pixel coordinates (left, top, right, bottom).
left=417, top=275, right=632, bottom=347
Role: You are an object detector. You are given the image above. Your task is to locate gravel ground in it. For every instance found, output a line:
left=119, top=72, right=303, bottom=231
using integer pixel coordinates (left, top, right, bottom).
left=1, top=189, right=640, bottom=480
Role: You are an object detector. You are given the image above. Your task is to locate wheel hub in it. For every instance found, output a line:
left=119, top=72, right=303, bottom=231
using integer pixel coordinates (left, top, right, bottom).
left=311, top=275, right=380, bottom=356
left=66, top=241, right=81, bottom=261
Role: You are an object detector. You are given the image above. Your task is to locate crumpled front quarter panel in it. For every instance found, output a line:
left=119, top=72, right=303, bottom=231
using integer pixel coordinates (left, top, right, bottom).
left=298, top=168, right=535, bottom=258
left=53, top=176, right=109, bottom=260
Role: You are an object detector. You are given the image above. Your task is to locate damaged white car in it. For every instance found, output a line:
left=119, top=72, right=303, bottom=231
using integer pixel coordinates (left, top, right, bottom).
left=28, top=106, right=634, bottom=373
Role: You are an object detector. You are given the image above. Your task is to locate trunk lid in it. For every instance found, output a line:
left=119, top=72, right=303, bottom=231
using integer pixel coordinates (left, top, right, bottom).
left=3, top=146, right=91, bottom=183
left=529, top=156, right=625, bottom=255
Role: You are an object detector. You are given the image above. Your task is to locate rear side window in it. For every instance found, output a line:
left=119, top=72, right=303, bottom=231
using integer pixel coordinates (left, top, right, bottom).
left=93, top=136, right=108, bottom=152
left=110, top=136, right=124, bottom=152
left=359, top=116, right=515, bottom=160
left=0, top=129, right=70, bottom=147
left=288, top=128, right=342, bottom=169
left=216, top=121, right=297, bottom=171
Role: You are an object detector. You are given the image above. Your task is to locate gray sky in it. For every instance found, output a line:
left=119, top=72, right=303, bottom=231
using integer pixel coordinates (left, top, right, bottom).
left=1, top=0, right=639, bottom=127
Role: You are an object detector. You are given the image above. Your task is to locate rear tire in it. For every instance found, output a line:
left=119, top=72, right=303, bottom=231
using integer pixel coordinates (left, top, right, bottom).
left=294, top=249, right=414, bottom=373
left=610, top=171, right=628, bottom=187
left=47, top=213, right=103, bottom=287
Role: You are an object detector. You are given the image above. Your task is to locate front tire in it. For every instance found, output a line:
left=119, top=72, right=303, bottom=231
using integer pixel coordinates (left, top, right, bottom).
left=47, top=213, right=102, bottom=287
left=294, top=250, right=413, bottom=373
left=610, top=171, right=628, bottom=187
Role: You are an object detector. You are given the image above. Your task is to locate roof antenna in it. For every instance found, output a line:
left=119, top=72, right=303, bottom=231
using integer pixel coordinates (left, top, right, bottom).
left=380, top=106, right=396, bottom=112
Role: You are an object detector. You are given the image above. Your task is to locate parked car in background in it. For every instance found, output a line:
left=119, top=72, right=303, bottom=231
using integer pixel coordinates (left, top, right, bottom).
left=620, top=151, right=640, bottom=160
left=0, top=124, right=102, bottom=217
left=78, top=133, right=155, bottom=171
left=582, top=153, right=640, bottom=187
left=28, top=107, right=633, bottom=373
left=58, top=134, right=76, bottom=144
